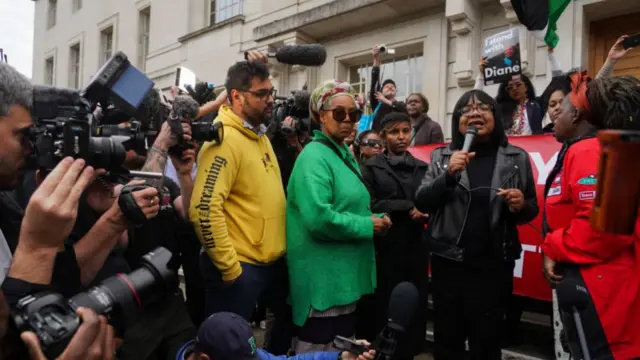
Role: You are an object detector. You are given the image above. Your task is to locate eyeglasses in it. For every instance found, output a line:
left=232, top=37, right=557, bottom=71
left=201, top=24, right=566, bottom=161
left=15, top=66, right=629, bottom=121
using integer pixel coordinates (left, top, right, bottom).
left=361, top=139, right=382, bottom=148
left=460, top=103, right=493, bottom=115
left=244, top=88, right=276, bottom=100
left=506, top=82, right=524, bottom=91
left=324, top=108, right=362, bottom=123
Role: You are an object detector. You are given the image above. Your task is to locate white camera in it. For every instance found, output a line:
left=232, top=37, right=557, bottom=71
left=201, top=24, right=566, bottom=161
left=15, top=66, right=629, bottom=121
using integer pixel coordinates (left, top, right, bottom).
left=379, top=45, right=396, bottom=55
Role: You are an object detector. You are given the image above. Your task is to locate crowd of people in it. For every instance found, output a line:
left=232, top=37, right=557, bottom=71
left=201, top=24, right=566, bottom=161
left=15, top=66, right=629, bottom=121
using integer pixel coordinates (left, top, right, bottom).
left=0, top=32, right=638, bottom=360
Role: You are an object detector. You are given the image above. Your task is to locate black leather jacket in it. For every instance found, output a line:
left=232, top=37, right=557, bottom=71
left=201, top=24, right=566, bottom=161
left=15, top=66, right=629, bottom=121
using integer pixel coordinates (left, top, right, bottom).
left=415, top=144, right=539, bottom=262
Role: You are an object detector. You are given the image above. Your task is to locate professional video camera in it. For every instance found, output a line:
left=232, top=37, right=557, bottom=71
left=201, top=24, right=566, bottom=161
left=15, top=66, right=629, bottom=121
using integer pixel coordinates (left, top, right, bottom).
left=30, top=51, right=155, bottom=172
left=270, top=88, right=312, bottom=136
left=13, top=247, right=177, bottom=359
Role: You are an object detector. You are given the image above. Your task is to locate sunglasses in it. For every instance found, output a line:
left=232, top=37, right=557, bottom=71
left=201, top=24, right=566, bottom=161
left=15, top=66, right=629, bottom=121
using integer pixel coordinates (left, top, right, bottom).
left=361, top=139, right=382, bottom=148
left=325, top=108, right=362, bottom=123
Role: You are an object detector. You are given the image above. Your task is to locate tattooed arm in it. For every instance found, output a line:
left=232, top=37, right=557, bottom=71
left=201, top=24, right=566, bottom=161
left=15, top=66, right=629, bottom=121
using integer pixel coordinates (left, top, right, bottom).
left=140, top=121, right=192, bottom=187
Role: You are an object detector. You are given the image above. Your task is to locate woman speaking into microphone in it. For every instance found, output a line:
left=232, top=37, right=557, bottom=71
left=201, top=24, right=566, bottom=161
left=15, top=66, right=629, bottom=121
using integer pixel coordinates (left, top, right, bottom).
left=415, top=89, right=538, bottom=360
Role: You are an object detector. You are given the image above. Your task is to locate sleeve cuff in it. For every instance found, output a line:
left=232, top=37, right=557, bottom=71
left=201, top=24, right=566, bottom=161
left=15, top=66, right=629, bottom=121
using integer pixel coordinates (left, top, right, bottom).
left=220, top=261, right=243, bottom=282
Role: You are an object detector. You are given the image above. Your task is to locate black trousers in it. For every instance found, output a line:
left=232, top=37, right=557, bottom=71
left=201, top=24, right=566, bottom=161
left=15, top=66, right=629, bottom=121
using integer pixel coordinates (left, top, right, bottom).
left=357, top=237, right=429, bottom=360
left=199, top=254, right=295, bottom=355
left=431, top=256, right=514, bottom=360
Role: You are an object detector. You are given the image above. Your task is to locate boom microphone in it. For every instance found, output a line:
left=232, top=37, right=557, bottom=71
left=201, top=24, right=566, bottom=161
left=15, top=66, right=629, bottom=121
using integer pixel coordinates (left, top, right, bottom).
left=374, top=282, right=419, bottom=359
left=556, top=279, right=591, bottom=360
left=461, top=125, right=478, bottom=152
left=168, top=95, right=200, bottom=147
left=244, top=44, right=327, bottom=66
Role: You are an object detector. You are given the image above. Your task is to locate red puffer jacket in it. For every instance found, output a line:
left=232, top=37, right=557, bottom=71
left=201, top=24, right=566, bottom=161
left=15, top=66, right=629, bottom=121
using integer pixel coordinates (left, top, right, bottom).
left=542, top=137, right=640, bottom=360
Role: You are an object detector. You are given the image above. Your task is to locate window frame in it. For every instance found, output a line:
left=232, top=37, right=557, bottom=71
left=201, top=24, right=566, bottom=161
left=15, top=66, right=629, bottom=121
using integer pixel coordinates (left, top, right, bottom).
left=69, top=43, right=81, bottom=88
left=209, top=0, right=243, bottom=25
left=138, top=6, right=151, bottom=71
left=72, top=0, right=82, bottom=13
left=347, top=52, right=425, bottom=110
left=99, top=26, right=114, bottom=67
left=44, top=56, right=55, bottom=85
left=47, top=0, right=57, bottom=29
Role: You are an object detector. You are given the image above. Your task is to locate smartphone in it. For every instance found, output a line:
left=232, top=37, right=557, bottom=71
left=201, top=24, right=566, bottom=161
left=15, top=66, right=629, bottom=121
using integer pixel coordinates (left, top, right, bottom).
left=590, top=130, right=640, bottom=235
left=175, top=66, right=197, bottom=93
left=333, top=336, right=369, bottom=355
left=622, top=34, right=640, bottom=50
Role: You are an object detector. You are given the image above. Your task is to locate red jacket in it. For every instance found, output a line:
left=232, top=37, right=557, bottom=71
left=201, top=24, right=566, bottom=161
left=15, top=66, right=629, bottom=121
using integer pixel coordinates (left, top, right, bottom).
left=542, top=138, right=640, bottom=360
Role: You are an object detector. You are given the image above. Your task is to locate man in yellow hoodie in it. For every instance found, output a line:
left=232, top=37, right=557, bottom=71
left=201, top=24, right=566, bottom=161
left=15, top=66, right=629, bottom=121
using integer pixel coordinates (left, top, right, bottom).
left=190, top=52, right=291, bottom=353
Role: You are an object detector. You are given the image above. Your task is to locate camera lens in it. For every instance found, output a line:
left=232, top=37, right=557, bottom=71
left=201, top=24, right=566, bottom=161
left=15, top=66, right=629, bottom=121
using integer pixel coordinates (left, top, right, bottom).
left=380, top=46, right=387, bottom=53
left=88, top=136, right=127, bottom=170
left=68, top=247, right=177, bottom=330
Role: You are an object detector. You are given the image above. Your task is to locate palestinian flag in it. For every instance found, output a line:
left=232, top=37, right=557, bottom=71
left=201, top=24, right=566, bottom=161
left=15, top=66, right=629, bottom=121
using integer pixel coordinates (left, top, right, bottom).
left=510, top=0, right=571, bottom=48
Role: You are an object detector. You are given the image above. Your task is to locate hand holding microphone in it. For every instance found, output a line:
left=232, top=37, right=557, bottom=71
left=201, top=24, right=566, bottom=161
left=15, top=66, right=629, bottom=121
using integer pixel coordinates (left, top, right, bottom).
left=448, top=125, right=478, bottom=175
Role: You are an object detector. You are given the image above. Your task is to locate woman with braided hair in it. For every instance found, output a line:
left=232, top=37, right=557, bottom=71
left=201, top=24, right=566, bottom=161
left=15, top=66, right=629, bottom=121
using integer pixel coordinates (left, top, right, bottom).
left=541, top=73, right=640, bottom=360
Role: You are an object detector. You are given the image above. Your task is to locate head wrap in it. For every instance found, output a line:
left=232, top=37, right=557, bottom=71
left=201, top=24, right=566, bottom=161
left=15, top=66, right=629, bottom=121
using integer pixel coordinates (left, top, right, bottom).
left=568, top=70, right=592, bottom=115
left=310, top=80, right=358, bottom=123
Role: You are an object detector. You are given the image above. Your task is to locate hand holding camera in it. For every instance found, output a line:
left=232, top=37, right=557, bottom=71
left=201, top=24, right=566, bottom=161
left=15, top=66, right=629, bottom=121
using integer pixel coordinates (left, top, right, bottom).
left=20, top=158, right=96, bottom=253
left=21, top=308, right=115, bottom=360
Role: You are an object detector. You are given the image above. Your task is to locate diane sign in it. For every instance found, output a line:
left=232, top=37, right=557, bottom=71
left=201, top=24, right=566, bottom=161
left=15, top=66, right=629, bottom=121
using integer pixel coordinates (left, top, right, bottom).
left=483, top=27, right=522, bottom=86
left=410, top=134, right=561, bottom=302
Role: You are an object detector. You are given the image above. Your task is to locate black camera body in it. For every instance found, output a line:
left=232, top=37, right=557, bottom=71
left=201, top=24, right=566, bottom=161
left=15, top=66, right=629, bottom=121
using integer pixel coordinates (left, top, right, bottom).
left=30, top=51, right=155, bottom=172
left=13, top=247, right=177, bottom=359
left=270, top=89, right=313, bottom=136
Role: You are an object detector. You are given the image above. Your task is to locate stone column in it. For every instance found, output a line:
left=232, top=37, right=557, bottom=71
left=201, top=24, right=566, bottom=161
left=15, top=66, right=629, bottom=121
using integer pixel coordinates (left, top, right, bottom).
left=445, top=0, right=481, bottom=87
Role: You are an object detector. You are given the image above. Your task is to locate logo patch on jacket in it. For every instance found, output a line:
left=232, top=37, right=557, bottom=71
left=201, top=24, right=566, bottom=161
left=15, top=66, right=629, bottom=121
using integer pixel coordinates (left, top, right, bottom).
left=577, top=175, right=597, bottom=185
left=548, top=186, right=562, bottom=197
left=579, top=191, right=596, bottom=200
left=554, top=175, right=561, bottom=184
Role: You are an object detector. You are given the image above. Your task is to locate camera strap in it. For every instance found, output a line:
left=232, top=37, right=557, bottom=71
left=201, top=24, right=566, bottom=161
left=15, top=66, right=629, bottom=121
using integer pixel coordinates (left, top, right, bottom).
left=118, top=184, right=153, bottom=226
left=315, top=138, right=368, bottom=188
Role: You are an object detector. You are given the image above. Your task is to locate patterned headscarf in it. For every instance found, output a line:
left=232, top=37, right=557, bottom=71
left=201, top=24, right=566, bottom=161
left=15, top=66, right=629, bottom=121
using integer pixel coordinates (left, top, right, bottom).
left=310, top=80, right=358, bottom=123
left=568, top=70, right=592, bottom=115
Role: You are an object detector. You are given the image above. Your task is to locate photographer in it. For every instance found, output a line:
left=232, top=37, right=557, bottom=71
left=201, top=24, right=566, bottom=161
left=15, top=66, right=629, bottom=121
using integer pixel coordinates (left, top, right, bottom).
left=270, top=116, right=311, bottom=190
left=71, top=117, right=197, bottom=359
left=369, top=45, right=406, bottom=132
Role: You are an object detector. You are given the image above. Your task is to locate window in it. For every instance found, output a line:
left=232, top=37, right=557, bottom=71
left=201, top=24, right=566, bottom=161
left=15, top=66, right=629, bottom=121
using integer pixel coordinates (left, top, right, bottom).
left=47, top=0, right=57, bottom=29
left=69, top=43, right=81, bottom=88
left=72, top=0, right=82, bottom=12
left=45, top=57, right=55, bottom=85
left=210, top=0, right=242, bottom=25
left=138, top=7, right=151, bottom=71
left=100, top=26, right=114, bottom=66
left=348, top=53, right=424, bottom=110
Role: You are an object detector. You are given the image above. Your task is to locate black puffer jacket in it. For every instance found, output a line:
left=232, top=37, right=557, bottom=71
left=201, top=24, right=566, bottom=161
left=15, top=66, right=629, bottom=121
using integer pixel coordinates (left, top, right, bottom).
left=415, top=144, right=538, bottom=263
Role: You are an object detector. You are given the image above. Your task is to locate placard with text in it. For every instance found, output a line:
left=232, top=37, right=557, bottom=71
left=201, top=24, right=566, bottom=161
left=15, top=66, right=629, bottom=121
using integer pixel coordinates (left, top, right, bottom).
left=483, top=28, right=522, bottom=86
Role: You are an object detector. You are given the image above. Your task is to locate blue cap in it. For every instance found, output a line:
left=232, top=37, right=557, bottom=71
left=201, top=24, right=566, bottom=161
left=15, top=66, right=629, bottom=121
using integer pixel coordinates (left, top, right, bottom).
left=195, top=312, right=259, bottom=360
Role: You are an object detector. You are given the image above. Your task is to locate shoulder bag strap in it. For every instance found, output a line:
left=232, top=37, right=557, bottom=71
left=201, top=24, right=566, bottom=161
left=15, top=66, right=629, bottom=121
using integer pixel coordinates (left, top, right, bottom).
left=315, top=138, right=367, bottom=187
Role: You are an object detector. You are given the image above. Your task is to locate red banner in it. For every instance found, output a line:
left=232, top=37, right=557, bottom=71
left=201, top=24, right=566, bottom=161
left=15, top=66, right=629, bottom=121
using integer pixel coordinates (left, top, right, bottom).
left=409, top=134, right=561, bottom=302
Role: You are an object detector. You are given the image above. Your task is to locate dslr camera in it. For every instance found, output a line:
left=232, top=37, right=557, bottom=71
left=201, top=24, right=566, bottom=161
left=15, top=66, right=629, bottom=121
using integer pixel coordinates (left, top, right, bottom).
left=13, top=247, right=178, bottom=359
left=270, top=89, right=313, bottom=136
left=30, top=51, right=155, bottom=172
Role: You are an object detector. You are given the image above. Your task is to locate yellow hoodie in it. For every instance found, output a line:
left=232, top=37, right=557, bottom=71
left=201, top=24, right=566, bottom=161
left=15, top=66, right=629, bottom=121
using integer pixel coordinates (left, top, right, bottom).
left=190, top=105, right=286, bottom=281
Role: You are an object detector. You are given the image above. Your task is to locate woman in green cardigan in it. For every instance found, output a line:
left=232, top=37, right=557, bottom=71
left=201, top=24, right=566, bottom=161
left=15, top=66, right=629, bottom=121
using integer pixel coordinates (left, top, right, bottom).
left=287, top=80, right=392, bottom=354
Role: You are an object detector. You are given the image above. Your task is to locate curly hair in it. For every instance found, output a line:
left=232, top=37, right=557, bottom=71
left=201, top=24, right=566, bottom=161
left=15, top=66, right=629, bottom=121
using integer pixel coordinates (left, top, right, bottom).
left=495, top=73, right=537, bottom=128
left=0, top=63, right=33, bottom=118
left=587, top=76, right=640, bottom=131
left=539, top=69, right=581, bottom=112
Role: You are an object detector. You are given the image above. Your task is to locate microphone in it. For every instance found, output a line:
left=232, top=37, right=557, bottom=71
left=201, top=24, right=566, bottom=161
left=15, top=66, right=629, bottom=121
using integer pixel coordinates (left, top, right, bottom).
left=461, top=125, right=478, bottom=152
left=374, top=282, right=420, bottom=359
left=556, top=279, right=592, bottom=360
left=168, top=95, right=200, bottom=146
left=244, top=44, right=327, bottom=66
